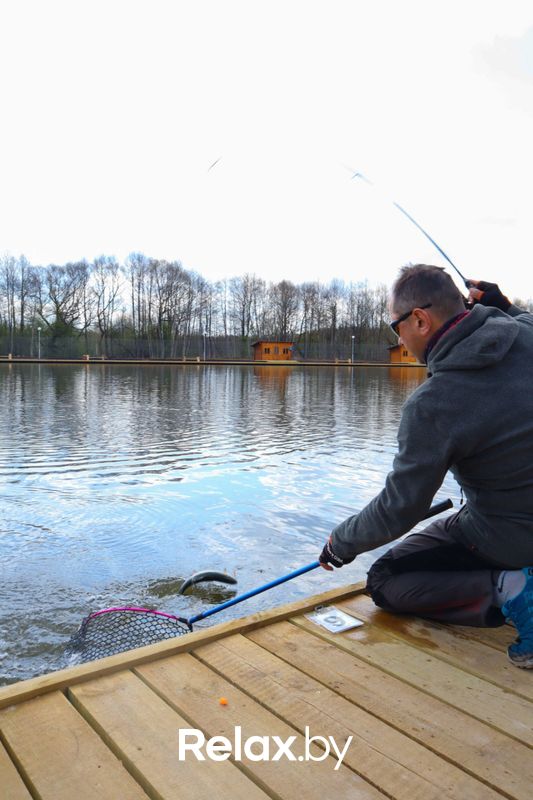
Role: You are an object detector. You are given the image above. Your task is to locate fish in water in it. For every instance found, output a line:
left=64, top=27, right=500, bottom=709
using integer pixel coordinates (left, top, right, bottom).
left=179, top=570, right=237, bottom=595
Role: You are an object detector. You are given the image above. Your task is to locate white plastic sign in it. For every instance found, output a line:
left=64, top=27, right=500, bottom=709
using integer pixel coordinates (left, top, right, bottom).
left=306, top=605, right=364, bottom=633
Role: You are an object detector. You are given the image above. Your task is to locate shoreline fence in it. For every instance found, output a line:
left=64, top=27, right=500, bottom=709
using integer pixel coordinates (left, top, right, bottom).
left=0, top=335, right=391, bottom=363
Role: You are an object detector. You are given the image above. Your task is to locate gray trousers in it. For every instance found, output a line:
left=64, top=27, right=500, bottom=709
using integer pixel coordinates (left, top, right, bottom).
left=366, top=514, right=505, bottom=627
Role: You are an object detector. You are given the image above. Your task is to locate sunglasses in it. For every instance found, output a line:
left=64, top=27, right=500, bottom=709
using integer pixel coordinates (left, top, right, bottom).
left=390, top=303, right=432, bottom=334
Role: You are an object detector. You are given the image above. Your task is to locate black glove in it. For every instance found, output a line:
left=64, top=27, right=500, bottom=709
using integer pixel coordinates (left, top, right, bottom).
left=319, top=536, right=355, bottom=569
left=468, top=280, right=511, bottom=312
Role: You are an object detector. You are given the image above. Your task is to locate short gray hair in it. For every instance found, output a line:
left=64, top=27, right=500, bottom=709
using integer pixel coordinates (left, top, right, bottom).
left=391, top=264, right=465, bottom=319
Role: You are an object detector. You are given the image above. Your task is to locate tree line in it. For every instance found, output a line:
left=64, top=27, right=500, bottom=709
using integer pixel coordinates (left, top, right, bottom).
left=2, top=252, right=528, bottom=361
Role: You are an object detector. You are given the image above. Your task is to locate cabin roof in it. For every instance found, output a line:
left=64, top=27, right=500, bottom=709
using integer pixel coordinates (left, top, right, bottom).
left=251, top=340, right=294, bottom=347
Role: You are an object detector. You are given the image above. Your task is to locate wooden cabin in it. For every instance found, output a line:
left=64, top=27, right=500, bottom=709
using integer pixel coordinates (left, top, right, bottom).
left=252, top=341, right=294, bottom=361
left=388, top=343, right=418, bottom=364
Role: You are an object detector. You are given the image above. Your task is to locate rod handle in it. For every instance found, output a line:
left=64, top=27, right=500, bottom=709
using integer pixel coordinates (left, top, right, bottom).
left=422, top=498, right=453, bottom=519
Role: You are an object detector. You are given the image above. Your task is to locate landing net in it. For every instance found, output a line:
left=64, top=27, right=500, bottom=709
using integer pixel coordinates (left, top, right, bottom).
left=67, top=606, right=191, bottom=663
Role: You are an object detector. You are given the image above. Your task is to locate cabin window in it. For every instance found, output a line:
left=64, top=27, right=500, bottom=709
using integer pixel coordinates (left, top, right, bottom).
left=274, top=346, right=279, bottom=354
left=264, top=347, right=270, bottom=354
left=403, top=350, right=408, bottom=357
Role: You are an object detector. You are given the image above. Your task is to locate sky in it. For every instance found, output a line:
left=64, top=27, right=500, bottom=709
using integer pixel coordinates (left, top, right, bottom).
left=1, top=0, right=533, bottom=301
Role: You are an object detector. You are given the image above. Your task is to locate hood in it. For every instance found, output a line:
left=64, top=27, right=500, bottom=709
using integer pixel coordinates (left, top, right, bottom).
left=427, top=305, right=519, bottom=373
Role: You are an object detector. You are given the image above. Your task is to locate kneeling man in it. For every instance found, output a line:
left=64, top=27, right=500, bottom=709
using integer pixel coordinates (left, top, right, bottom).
left=319, top=265, right=533, bottom=668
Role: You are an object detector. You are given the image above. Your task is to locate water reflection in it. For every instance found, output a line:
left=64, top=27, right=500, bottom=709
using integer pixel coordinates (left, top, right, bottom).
left=387, top=365, right=427, bottom=387
left=0, top=364, right=460, bottom=683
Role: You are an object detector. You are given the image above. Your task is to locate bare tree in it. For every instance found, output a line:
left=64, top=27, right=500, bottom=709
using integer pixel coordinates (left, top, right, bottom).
left=214, top=279, right=230, bottom=337
left=126, top=252, right=149, bottom=352
left=91, top=255, right=122, bottom=356
left=269, top=280, right=299, bottom=339
left=165, top=261, right=195, bottom=358
left=17, top=255, right=32, bottom=333
left=38, top=261, right=91, bottom=337
left=0, top=254, right=18, bottom=351
left=229, top=274, right=265, bottom=338
left=324, top=279, right=345, bottom=346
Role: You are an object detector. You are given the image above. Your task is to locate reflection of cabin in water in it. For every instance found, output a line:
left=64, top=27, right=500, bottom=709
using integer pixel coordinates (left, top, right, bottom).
left=388, top=343, right=418, bottom=364
left=251, top=341, right=295, bottom=361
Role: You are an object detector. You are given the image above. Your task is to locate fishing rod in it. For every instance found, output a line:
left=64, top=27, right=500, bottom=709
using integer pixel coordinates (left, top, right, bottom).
left=348, top=170, right=472, bottom=289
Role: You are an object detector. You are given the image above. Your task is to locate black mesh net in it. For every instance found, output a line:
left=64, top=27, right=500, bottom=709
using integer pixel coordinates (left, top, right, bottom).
left=67, top=608, right=192, bottom=663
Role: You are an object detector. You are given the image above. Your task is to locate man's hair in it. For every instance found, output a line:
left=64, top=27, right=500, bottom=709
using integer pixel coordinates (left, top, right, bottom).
left=391, top=264, right=465, bottom=320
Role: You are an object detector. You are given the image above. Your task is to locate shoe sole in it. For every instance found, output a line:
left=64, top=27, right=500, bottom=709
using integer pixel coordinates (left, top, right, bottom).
left=507, top=653, right=533, bottom=669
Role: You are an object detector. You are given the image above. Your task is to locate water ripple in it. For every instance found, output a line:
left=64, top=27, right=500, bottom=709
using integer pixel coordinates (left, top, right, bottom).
left=0, top=364, right=461, bottom=684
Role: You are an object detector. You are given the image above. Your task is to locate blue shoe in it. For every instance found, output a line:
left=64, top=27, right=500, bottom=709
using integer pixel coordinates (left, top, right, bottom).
left=502, top=567, right=533, bottom=669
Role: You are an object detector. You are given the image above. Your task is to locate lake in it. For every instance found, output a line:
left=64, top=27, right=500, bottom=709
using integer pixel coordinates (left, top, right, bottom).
left=0, top=363, right=460, bottom=684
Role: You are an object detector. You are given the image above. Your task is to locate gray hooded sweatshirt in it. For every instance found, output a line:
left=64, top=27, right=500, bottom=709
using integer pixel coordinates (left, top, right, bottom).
left=331, top=304, right=533, bottom=568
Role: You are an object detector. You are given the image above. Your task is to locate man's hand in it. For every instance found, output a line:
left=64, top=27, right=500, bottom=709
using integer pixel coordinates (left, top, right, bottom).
left=467, top=280, right=511, bottom=312
left=319, top=536, right=355, bottom=571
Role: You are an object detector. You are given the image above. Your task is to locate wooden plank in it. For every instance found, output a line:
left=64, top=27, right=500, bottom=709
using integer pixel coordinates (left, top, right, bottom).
left=454, top=623, right=516, bottom=651
left=0, top=740, right=33, bottom=800
left=292, top=613, right=533, bottom=746
left=193, top=633, right=505, bottom=800
left=70, top=669, right=269, bottom=800
left=0, top=582, right=366, bottom=711
left=247, top=621, right=533, bottom=800
left=344, top=597, right=516, bottom=652
left=135, top=651, right=388, bottom=800
left=338, top=594, right=532, bottom=701
left=0, top=691, right=148, bottom=800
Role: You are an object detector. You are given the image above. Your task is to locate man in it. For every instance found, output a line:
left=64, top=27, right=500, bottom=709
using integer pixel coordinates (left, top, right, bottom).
left=319, top=265, right=533, bottom=668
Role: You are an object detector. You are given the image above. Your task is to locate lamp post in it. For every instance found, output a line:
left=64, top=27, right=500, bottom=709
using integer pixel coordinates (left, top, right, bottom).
left=351, top=335, right=355, bottom=363
left=37, top=327, right=42, bottom=360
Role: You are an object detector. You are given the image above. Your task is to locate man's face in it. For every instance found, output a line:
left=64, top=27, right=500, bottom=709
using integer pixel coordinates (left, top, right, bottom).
left=389, top=299, right=432, bottom=363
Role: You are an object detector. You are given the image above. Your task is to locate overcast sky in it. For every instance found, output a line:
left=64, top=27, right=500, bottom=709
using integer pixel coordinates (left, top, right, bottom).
left=1, top=1, right=532, bottom=301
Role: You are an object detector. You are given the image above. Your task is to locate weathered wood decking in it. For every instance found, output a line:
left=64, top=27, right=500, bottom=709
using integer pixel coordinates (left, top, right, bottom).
left=0, top=582, right=530, bottom=800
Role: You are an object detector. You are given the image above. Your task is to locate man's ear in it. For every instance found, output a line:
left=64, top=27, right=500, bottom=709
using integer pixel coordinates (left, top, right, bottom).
left=414, top=308, right=432, bottom=334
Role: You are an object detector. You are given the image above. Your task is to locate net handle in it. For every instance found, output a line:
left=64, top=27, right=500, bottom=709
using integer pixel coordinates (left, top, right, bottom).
left=188, top=498, right=453, bottom=625
left=188, top=561, right=320, bottom=624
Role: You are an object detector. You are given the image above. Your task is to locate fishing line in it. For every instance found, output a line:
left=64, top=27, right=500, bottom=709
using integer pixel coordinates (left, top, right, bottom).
left=347, top=169, right=471, bottom=289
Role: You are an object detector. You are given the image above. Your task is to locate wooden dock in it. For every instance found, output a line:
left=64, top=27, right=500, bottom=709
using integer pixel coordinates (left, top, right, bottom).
left=0, top=582, right=530, bottom=800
